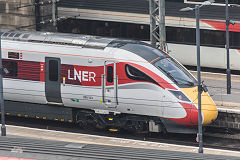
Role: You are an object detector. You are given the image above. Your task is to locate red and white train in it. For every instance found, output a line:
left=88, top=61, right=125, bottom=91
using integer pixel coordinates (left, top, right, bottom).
left=2, top=30, right=218, bottom=134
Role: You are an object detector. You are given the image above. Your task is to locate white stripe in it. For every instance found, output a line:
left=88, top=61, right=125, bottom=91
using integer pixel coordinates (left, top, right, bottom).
left=5, top=125, right=240, bottom=154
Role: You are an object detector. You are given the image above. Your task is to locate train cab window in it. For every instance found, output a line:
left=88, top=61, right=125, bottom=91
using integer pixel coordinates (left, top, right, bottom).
left=153, top=58, right=197, bottom=87
left=2, top=60, right=18, bottom=77
left=107, top=66, right=113, bottom=83
left=49, top=60, right=58, bottom=81
left=125, top=64, right=156, bottom=84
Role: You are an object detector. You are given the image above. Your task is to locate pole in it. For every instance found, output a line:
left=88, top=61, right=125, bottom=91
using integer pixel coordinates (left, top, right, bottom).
left=159, top=0, right=166, bottom=51
left=52, top=0, right=57, bottom=27
left=35, top=0, right=40, bottom=31
left=196, top=5, right=203, bottom=154
left=0, top=31, right=6, bottom=136
left=226, top=0, right=231, bottom=94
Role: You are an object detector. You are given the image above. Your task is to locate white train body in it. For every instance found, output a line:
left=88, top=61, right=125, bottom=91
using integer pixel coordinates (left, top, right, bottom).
left=1, top=31, right=218, bottom=133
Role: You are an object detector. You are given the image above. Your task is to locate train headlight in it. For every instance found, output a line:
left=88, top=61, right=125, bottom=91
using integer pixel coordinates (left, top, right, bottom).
left=169, top=90, right=191, bottom=102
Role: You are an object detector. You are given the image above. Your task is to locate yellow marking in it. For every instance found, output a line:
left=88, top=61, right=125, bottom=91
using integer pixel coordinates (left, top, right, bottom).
left=63, top=77, right=66, bottom=81
left=47, top=102, right=63, bottom=106
left=68, top=120, right=73, bottom=123
left=60, top=119, right=64, bottom=122
left=36, top=116, right=40, bottom=119
left=24, top=115, right=29, bottom=118
left=0, top=112, right=1, bottom=114
left=43, top=117, right=47, bottom=119
left=109, top=129, right=118, bottom=132
left=181, top=87, right=218, bottom=125
left=6, top=113, right=10, bottom=115
left=17, top=114, right=22, bottom=117
left=54, top=118, right=59, bottom=121
left=108, top=118, right=113, bottom=121
left=100, top=98, right=103, bottom=104
left=150, top=57, right=161, bottom=63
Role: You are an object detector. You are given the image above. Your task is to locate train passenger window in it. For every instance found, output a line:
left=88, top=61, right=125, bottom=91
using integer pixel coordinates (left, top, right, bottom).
left=49, top=60, right=58, bottom=81
left=2, top=60, right=18, bottom=77
left=107, top=66, right=113, bottom=83
left=125, top=64, right=157, bottom=84
left=8, top=33, right=16, bottom=37
left=230, top=32, right=240, bottom=48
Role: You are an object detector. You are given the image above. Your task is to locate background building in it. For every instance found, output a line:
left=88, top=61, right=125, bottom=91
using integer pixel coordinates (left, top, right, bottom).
left=0, top=0, right=55, bottom=31
left=0, top=0, right=35, bottom=30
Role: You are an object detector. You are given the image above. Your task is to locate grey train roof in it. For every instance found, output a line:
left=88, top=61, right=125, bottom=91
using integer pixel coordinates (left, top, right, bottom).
left=1, top=30, right=138, bottom=49
left=1, top=30, right=167, bottom=63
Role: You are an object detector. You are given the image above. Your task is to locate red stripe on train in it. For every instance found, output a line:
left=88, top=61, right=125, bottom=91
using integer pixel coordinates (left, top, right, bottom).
left=128, top=63, right=176, bottom=90
left=168, top=103, right=198, bottom=127
left=202, top=19, right=240, bottom=32
left=40, top=62, right=45, bottom=82
left=3, top=59, right=176, bottom=90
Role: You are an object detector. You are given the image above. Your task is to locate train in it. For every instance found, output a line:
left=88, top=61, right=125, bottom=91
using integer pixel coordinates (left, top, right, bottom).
left=1, top=30, right=218, bottom=134
left=57, top=0, right=240, bottom=71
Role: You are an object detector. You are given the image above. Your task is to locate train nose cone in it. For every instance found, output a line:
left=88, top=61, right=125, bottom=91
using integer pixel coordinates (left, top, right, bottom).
left=181, top=87, right=218, bottom=125
left=200, top=91, right=218, bottom=125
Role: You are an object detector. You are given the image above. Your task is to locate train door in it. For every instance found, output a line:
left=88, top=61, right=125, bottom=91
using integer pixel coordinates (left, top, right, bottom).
left=102, top=61, right=118, bottom=108
left=45, top=57, right=62, bottom=104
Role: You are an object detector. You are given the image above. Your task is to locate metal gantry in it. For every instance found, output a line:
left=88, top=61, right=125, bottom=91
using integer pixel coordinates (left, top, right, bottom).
left=52, top=0, right=57, bottom=27
left=149, top=0, right=167, bottom=51
left=34, top=0, right=59, bottom=31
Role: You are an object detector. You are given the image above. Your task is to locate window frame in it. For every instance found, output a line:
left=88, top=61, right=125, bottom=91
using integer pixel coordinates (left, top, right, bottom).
left=49, top=60, right=59, bottom=81
left=125, top=64, right=158, bottom=85
left=107, top=65, right=114, bottom=83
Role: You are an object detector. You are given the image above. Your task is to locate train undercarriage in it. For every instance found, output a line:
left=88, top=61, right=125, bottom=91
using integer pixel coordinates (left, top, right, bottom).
left=3, top=100, right=167, bottom=134
left=74, top=109, right=166, bottom=133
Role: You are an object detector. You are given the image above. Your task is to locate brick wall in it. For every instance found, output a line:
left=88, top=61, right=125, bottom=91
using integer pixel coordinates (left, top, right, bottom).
left=0, top=0, right=35, bottom=30
left=210, top=111, right=240, bottom=130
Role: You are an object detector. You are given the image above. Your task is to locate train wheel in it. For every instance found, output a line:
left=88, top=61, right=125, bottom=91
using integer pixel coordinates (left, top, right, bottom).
left=124, top=120, right=148, bottom=134
left=75, top=112, right=87, bottom=128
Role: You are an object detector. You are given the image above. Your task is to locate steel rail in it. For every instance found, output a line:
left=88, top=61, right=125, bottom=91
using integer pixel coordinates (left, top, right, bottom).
left=0, top=137, right=237, bottom=160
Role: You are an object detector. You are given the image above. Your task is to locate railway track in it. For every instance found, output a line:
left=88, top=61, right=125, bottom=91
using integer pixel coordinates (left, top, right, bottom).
left=3, top=116, right=240, bottom=152
left=1, top=136, right=239, bottom=160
